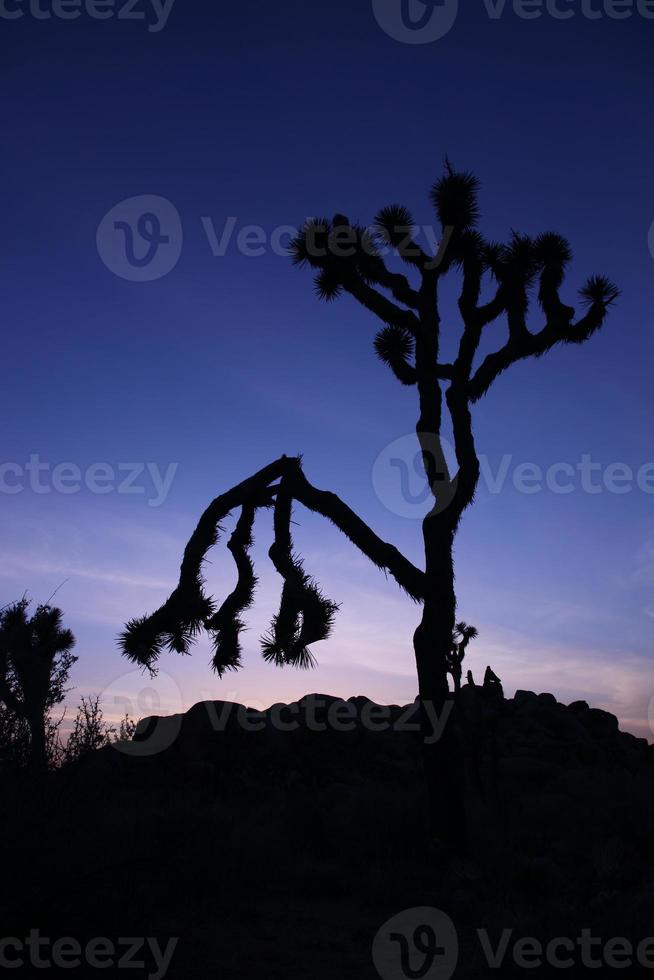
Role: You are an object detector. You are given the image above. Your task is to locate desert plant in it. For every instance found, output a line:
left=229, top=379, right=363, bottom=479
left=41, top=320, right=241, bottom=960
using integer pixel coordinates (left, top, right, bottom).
left=448, top=622, right=479, bottom=694
left=64, top=695, right=116, bottom=764
left=0, top=599, right=77, bottom=771
left=119, top=164, right=617, bottom=846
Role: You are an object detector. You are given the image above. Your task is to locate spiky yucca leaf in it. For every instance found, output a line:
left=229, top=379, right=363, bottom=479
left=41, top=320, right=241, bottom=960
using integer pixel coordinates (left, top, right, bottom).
left=289, top=218, right=333, bottom=269
left=482, top=241, right=506, bottom=278
left=580, top=275, right=620, bottom=308
left=287, top=581, right=339, bottom=669
left=314, top=269, right=343, bottom=302
left=533, top=232, right=573, bottom=317
left=374, top=204, right=416, bottom=247
left=455, top=621, right=478, bottom=640
left=534, top=232, right=572, bottom=271
left=261, top=580, right=304, bottom=667
left=119, top=615, right=167, bottom=671
left=262, top=581, right=338, bottom=671
left=450, top=229, right=485, bottom=265
left=164, top=619, right=204, bottom=656
left=210, top=619, right=245, bottom=677
left=373, top=326, right=416, bottom=385
left=374, top=324, right=413, bottom=364
left=430, top=164, right=480, bottom=230
left=119, top=587, right=214, bottom=673
left=504, top=232, right=537, bottom=278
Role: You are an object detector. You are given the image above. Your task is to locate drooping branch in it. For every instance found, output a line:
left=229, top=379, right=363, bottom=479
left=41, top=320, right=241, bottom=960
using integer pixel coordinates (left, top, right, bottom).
left=120, top=457, right=426, bottom=673
left=206, top=503, right=257, bottom=677
left=119, top=457, right=291, bottom=672
left=263, top=487, right=338, bottom=670
left=263, top=490, right=305, bottom=666
left=285, top=461, right=426, bottom=602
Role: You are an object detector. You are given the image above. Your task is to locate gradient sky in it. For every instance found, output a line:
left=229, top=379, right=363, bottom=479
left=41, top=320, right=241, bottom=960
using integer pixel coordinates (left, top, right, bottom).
left=2, top=1, right=653, bottom=739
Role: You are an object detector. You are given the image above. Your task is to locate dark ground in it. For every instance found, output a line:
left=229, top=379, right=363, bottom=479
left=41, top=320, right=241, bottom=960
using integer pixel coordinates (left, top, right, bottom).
left=2, top=687, right=653, bottom=979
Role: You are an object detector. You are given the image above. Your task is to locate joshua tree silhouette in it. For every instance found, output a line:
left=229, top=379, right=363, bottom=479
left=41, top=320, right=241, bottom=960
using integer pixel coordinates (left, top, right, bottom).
left=447, top=622, right=478, bottom=695
left=0, top=599, right=77, bottom=770
left=119, top=164, right=617, bottom=845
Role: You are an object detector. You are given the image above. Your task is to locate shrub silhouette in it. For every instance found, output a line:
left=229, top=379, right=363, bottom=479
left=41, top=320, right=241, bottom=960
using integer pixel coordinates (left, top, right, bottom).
left=119, top=164, right=617, bottom=846
left=0, top=599, right=77, bottom=771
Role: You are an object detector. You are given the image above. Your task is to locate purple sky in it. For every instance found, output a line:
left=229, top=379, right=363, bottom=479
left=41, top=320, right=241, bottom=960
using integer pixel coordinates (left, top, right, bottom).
left=2, top=0, right=654, bottom=739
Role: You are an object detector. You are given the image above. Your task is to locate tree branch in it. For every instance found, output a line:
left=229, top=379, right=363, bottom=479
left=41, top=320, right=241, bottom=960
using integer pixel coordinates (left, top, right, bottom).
left=120, top=458, right=293, bottom=670
left=206, top=503, right=257, bottom=676
left=445, top=384, right=481, bottom=528
left=367, top=263, right=422, bottom=310
left=120, top=456, right=426, bottom=670
left=468, top=300, right=613, bottom=403
left=344, top=276, right=420, bottom=335
left=285, top=462, right=426, bottom=602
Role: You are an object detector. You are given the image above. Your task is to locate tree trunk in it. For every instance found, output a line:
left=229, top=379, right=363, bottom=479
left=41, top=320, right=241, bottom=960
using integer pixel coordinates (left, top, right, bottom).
left=414, top=524, right=467, bottom=851
left=27, top=708, right=47, bottom=773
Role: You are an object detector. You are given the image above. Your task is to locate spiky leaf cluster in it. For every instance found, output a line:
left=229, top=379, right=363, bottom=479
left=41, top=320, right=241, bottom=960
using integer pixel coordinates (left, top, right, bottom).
left=262, top=572, right=338, bottom=671
left=120, top=587, right=214, bottom=673
left=374, top=204, right=415, bottom=246
left=580, top=274, right=620, bottom=308
left=430, top=163, right=480, bottom=231
left=290, top=215, right=405, bottom=303
left=264, top=491, right=338, bottom=670
left=374, top=325, right=416, bottom=385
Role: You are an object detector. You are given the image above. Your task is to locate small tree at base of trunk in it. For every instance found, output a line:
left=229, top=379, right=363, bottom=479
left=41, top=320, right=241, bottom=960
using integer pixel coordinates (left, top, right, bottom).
left=448, top=623, right=479, bottom=695
left=119, top=164, right=617, bottom=849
